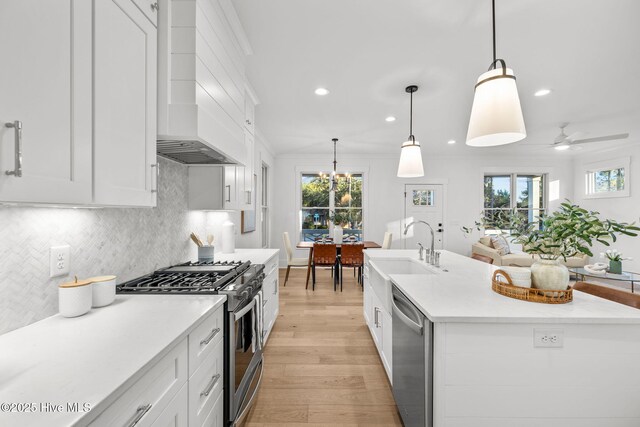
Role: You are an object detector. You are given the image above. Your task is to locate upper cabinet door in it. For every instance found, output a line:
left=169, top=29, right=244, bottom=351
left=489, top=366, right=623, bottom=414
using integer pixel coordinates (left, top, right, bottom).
left=244, top=93, right=255, bottom=135
left=0, top=0, right=92, bottom=204
left=93, top=0, right=157, bottom=207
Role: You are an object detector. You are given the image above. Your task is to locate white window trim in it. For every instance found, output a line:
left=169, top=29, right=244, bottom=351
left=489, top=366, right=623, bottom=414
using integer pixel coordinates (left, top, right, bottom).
left=582, top=156, right=630, bottom=199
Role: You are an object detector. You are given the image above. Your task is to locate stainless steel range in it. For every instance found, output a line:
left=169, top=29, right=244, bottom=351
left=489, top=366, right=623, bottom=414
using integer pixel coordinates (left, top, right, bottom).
left=117, top=260, right=265, bottom=427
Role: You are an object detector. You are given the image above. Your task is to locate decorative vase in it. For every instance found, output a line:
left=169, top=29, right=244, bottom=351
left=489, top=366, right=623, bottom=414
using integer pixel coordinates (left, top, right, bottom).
left=530, top=259, right=570, bottom=290
left=334, top=226, right=343, bottom=243
left=609, top=260, right=622, bottom=274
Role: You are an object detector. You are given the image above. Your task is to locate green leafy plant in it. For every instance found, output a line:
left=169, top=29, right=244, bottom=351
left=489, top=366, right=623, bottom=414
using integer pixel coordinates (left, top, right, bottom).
left=464, top=201, right=639, bottom=261
left=461, top=207, right=533, bottom=238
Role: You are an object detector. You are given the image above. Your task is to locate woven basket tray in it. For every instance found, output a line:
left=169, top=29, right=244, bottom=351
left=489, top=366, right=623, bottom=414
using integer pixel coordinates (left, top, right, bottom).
left=492, top=269, right=573, bottom=304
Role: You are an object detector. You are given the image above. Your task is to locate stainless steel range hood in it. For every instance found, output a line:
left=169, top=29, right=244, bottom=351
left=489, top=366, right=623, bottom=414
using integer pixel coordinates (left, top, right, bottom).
left=157, top=139, right=236, bottom=165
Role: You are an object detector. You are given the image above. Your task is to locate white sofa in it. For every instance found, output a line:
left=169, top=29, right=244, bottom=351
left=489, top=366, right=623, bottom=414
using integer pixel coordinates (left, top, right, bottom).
left=471, top=237, right=589, bottom=267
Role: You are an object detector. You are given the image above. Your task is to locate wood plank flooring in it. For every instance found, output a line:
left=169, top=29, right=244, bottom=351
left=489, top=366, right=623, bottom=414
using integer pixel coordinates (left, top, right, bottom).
left=244, top=267, right=402, bottom=426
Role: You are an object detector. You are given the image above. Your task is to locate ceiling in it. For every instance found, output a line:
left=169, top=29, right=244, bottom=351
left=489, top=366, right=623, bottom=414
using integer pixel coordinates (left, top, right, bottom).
left=235, top=0, right=640, bottom=156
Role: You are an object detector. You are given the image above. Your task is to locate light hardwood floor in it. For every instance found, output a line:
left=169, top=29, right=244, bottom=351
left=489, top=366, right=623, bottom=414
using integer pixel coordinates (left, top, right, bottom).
left=244, top=267, right=402, bottom=427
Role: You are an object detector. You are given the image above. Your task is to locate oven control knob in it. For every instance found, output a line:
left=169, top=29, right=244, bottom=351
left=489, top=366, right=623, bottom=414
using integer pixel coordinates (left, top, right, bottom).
left=241, top=290, right=249, bottom=300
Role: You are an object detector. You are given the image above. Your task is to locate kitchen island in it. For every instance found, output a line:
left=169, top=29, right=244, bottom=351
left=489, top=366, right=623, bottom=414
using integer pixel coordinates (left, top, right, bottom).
left=364, top=249, right=640, bottom=427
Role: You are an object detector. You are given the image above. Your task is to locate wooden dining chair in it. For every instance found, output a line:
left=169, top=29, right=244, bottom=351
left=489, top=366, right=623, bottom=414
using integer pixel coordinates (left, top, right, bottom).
left=340, top=243, right=364, bottom=291
left=573, top=282, right=640, bottom=309
left=471, top=253, right=494, bottom=264
left=312, top=243, right=339, bottom=291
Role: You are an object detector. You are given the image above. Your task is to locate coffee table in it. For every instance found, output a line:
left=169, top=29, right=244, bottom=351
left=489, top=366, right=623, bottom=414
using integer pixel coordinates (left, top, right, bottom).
left=569, top=267, right=639, bottom=293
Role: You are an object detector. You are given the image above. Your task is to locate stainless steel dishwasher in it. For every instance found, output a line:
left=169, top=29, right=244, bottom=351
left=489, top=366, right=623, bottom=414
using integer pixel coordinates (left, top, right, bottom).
left=392, top=284, right=433, bottom=427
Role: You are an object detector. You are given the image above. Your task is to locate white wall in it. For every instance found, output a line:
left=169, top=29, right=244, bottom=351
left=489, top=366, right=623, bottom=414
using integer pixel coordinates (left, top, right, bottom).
left=272, top=151, right=574, bottom=266
left=573, top=142, right=640, bottom=272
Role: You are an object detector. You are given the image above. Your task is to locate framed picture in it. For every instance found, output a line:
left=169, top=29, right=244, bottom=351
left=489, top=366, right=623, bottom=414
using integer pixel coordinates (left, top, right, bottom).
left=241, top=174, right=258, bottom=233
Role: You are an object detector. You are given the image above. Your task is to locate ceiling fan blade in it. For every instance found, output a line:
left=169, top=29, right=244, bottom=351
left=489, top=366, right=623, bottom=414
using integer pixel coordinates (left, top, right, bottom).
left=571, top=133, right=629, bottom=145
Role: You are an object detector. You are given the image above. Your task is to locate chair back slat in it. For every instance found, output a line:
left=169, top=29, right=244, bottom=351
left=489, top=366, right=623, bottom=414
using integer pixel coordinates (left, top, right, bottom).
left=313, top=243, right=337, bottom=265
left=341, top=243, right=364, bottom=267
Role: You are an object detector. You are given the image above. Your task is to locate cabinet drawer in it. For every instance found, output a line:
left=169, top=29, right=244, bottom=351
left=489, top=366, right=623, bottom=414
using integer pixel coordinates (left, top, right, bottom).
left=189, top=339, right=223, bottom=427
left=90, top=339, right=187, bottom=427
left=200, top=389, right=224, bottom=427
left=189, top=307, right=224, bottom=376
left=262, top=272, right=277, bottom=300
left=132, top=0, right=158, bottom=26
left=151, top=383, right=188, bottom=426
left=263, top=256, right=278, bottom=278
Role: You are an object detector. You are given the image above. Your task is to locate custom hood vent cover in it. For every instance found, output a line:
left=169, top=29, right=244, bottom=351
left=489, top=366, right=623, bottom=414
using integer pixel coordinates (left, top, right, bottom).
left=157, top=140, right=235, bottom=164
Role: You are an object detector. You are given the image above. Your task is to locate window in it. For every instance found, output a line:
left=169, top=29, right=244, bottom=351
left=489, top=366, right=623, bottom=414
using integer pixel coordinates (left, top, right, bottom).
left=584, top=157, right=630, bottom=198
left=412, top=189, right=434, bottom=206
left=261, top=163, right=269, bottom=248
left=301, top=173, right=363, bottom=241
left=484, top=173, right=546, bottom=230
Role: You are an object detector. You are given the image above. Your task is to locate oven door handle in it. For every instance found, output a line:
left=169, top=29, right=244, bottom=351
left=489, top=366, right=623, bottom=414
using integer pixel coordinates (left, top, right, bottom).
left=234, top=298, right=256, bottom=321
left=234, top=355, right=264, bottom=426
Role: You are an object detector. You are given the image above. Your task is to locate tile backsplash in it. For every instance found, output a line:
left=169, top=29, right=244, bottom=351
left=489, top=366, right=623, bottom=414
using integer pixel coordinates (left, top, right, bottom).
left=0, top=157, right=233, bottom=335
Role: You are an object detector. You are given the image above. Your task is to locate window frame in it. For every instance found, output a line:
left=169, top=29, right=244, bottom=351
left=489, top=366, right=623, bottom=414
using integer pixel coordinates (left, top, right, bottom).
left=299, top=171, right=364, bottom=241
left=483, top=172, right=548, bottom=231
left=583, top=157, right=630, bottom=199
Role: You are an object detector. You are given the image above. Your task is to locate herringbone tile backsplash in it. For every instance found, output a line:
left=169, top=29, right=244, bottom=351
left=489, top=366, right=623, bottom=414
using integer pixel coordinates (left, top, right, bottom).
left=0, top=158, right=230, bottom=335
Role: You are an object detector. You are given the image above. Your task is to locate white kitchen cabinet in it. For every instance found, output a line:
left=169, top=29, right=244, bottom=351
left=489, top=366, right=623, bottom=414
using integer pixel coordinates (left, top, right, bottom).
left=0, top=0, right=92, bottom=204
left=244, top=92, right=256, bottom=135
left=188, top=166, right=239, bottom=210
left=132, top=0, right=159, bottom=26
left=363, top=261, right=392, bottom=381
left=152, top=384, right=188, bottom=427
left=238, top=130, right=255, bottom=210
left=93, top=0, right=158, bottom=207
left=261, top=253, right=279, bottom=344
left=89, top=339, right=188, bottom=426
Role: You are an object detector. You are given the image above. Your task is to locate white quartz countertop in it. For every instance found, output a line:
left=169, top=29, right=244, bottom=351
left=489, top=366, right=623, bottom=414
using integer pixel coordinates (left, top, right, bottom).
left=214, top=248, right=279, bottom=265
left=0, top=294, right=226, bottom=426
left=366, top=249, right=640, bottom=324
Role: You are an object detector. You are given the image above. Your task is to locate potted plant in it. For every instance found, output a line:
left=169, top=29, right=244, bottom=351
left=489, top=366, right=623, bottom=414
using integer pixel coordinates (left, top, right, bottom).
left=601, top=249, right=632, bottom=275
left=514, top=202, right=639, bottom=290
left=464, top=202, right=639, bottom=290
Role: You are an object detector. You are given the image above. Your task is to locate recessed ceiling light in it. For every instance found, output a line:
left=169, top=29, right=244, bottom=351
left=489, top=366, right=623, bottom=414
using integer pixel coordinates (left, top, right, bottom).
left=314, top=87, right=329, bottom=96
left=534, top=88, right=552, bottom=97
left=554, top=144, right=570, bottom=151
left=447, top=139, right=456, bottom=145
left=385, top=116, right=396, bottom=122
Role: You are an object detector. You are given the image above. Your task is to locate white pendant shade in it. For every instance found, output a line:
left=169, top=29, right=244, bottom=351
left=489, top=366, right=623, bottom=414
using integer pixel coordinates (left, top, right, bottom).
left=397, top=141, right=424, bottom=178
left=466, top=67, right=526, bottom=147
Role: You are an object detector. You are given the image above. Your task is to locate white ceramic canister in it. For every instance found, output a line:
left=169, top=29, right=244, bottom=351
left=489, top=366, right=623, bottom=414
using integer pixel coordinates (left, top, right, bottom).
left=59, top=277, right=93, bottom=318
left=88, top=275, right=117, bottom=308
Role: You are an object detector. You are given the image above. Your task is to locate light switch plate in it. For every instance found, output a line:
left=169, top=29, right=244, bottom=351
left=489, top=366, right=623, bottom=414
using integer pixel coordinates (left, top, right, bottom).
left=50, top=245, right=70, bottom=278
left=534, top=329, right=564, bottom=348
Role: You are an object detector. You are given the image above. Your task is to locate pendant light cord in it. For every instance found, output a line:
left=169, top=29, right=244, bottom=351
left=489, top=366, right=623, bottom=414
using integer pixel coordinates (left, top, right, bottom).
left=333, top=139, right=337, bottom=173
left=492, top=0, right=496, bottom=64
left=409, top=89, right=414, bottom=142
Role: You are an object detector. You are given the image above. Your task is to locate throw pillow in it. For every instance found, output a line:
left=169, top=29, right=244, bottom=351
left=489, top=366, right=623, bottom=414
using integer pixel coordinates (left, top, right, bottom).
left=490, top=235, right=511, bottom=256
left=479, top=236, right=492, bottom=247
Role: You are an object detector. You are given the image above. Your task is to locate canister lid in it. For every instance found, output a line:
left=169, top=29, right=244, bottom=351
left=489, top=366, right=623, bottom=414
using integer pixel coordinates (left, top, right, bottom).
left=86, top=275, right=116, bottom=283
left=59, top=276, right=92, bottom=288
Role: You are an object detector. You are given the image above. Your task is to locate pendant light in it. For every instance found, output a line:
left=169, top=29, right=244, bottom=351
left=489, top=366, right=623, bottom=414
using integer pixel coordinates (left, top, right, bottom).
left=466, top=0, right=526, bottom=147
left=397, top=85, right=424, bottom=178
left=330, top=138, right=338, bottom=191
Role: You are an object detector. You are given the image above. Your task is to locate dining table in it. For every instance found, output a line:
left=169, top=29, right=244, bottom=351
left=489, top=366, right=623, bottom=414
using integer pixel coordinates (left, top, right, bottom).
left=296, top=240, right=382, bottom=288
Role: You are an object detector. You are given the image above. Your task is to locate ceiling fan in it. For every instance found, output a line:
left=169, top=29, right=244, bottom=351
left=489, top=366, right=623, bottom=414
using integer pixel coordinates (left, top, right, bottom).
left=552, top=122, right=629, bottom=151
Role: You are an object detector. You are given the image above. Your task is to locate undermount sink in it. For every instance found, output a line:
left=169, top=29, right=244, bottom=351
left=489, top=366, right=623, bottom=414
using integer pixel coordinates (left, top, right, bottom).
left=369, top=258, right=435, bottom=276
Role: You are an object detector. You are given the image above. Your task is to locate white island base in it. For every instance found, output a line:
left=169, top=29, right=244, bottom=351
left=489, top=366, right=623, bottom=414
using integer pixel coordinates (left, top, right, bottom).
left=364, top=250, right=640, bottom=427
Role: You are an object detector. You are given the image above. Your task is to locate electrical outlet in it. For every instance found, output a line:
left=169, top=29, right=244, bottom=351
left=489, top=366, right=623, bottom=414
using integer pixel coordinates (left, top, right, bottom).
left=50, top=245, right=70, bottom=278
left=534, top=329, right=564, bottom=348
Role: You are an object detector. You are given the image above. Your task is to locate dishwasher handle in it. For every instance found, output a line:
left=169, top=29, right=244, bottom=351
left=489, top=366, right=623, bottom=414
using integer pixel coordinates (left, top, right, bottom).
left=391, top=295, right=424, bottom=336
